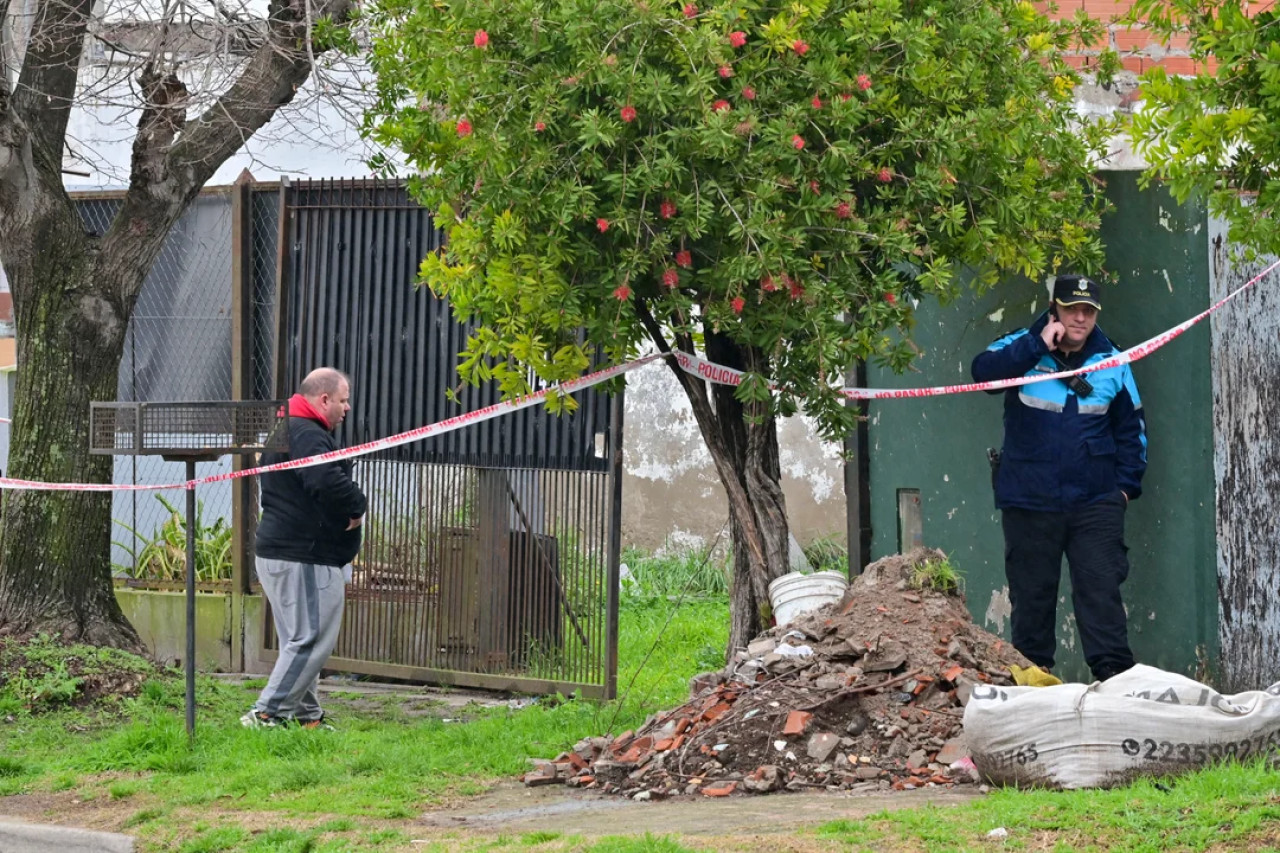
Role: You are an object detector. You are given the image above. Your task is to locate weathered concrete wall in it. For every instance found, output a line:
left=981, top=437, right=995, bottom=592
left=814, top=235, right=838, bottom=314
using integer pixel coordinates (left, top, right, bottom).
left=115, top=588, right=271, bottom=675
left=115, top=588, right=234, bottom=671
left=1210, top=221, right=1280, bottom=692
left=621, top=361, right=846, bottom=552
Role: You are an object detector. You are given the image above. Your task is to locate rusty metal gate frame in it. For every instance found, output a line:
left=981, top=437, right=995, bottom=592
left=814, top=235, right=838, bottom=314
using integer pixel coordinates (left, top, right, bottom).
left=245, top=177, right=623, bottom=699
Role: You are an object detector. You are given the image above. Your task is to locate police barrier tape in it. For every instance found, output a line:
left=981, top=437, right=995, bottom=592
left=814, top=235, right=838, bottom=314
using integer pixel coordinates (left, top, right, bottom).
left=674, top=258, right=1280, bottom=400
left=0, top=258, right=1277, bottom=492
left=0, top=355, right=662, bottom=492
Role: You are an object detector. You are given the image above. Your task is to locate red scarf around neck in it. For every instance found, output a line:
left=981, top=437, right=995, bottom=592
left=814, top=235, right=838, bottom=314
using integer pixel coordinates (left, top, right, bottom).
left=288, top=393, right=330, bottom=430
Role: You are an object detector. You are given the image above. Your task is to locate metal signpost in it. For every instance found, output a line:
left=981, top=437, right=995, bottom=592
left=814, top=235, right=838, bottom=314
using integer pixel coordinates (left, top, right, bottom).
left=90, top=401, right=286, bottom=738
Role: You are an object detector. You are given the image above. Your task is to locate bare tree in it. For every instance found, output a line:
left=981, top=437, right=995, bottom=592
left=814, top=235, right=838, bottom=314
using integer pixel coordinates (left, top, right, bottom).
left=0, top=0, right=357, bottom=647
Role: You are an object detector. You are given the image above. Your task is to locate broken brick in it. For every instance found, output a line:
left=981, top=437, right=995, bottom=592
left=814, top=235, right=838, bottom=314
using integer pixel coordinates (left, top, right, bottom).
left=701, top=781, right=737, bottom=797
left=703, top=702, right=732, bottom=722
left=941, top=664, right=964, bottom=683
left=523, top=764, right=561, bottom=786
left=654, top=738, right=675, bottom=752
left=783, top=710, right=813, bottom=735
left=618, top=746, right=646, bottom=764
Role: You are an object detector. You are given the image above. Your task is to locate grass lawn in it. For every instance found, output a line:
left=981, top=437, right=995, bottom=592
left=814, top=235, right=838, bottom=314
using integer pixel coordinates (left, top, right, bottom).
left=3, top=548, right=1280, bottom=851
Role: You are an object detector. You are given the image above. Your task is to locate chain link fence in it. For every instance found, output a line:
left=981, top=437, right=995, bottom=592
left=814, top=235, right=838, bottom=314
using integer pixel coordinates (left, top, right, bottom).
left=76, top=190, right=240, bottom=585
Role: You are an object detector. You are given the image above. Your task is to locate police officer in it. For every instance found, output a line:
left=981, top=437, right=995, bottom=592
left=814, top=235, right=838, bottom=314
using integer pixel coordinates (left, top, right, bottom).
left=972, top=275, right=1147, bottom=682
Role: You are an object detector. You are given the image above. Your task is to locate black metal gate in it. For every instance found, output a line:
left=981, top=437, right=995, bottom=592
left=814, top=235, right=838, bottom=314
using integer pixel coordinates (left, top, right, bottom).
left=250, top=178, right=622, bottom=698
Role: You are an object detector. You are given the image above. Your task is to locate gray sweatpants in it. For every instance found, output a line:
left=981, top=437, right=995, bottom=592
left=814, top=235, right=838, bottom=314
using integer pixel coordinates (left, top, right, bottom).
left=254, top=557, right=346, bottom=721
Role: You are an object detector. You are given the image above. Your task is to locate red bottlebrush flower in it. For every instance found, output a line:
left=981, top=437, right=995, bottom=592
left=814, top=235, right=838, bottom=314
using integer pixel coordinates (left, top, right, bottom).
left=839, top=93, right=852, bottom=102
left=456, top=119, right=473, bottom=137
left=660, top=199, right=677, bottom=219
left=761, top=274, right=777, bottom=292
left=877, top=167, right=893, bottom=183
left=712, top=99, right=731, bottom=112
left=675, top=250, right=692, bottom=268
left=683, top=2, right=697, bottom=17
left=729, top=31, right=747, bottom=48
left=792, top=135, right=805, bottom=150
left=811, top=95, right=823, bottom=109
left=534, top=121, right=546, bottom=132
left=884, top=292, right=897, bottom=305
left=731, top=296, right=745, bottom=314
left=741, top=86, right=756, bottom=101
left=834, top=201, right=852, bottom=219
left=719, top=65, right=734, bottom=78
left=473, top=30, right=489, bottom=48
left=789, top=280, right=804, bottom=299
left=809, top=180, right=820, bottom=193
left=663, top=268, right=679, bottom=287
left=596, top=218, right=610, bottom=232
left=857, top=74, right=873, bottom=91
left=620, top=104, right=637, bottom=123
left=614, top=283, right=632, bottom=301
left=792, top=39, right=809, bottom=55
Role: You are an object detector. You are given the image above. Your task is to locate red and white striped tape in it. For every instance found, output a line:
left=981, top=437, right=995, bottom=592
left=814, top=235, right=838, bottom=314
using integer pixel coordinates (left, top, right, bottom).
left=675, top=258, right=1280, bottom=400
left=0, top=259, right=1276, bottom=493
left=0, top=355, right=660, bottom=492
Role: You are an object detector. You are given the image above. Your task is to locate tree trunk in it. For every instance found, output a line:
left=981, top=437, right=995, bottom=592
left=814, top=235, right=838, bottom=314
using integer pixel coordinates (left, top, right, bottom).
left=672, top=331, right=792, bottom=656
left=0, top=212, right=142, bottom=650
left=0, top=0, right=353, bottom=652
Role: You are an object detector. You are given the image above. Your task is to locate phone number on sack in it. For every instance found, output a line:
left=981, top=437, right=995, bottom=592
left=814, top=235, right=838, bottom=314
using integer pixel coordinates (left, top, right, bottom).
left=1121, top=730, right=1280, bottom=764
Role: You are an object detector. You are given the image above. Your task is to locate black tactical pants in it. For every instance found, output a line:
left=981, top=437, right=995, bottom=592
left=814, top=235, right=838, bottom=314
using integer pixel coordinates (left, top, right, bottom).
left=1002, top=491, right=1135, bottom=682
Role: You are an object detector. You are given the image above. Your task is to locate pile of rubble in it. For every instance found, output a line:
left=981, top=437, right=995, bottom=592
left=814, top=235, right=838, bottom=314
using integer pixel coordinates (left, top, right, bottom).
left=525, top=548, right=1032, bottom=798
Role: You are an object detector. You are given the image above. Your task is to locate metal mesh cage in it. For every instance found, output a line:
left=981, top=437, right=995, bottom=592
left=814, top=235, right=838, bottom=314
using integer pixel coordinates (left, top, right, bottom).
left=90, top=401, right=287, bottom=456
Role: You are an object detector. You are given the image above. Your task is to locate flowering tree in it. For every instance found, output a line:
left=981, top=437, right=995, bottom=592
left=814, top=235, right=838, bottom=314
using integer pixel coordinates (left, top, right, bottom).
left=1130, top=0, right=1280, bottom=257
left=367, top=0, right=1110, bottom=651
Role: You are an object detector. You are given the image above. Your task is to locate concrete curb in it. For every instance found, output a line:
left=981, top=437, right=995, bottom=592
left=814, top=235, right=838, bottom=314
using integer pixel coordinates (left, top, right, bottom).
left=0, top=820, right=135, bottom=852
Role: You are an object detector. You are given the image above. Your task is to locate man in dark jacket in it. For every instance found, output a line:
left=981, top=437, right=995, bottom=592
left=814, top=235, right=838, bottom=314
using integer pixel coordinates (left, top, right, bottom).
left=972, top=275, right=1146, bottom=682
left=242, top=367, right=367, bottom=729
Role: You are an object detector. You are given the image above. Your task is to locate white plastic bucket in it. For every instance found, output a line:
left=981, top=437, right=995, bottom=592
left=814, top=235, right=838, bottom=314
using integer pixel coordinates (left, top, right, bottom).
left=768, top=570, right=849, bottom=626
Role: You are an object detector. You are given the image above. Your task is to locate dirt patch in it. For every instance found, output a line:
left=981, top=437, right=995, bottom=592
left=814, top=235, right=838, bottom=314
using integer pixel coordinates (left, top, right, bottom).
left=0, top=636, right=154, bottom=714
left=418, top=779, right=980, bottom=838
left=530, top=549, right=1030, bottom=799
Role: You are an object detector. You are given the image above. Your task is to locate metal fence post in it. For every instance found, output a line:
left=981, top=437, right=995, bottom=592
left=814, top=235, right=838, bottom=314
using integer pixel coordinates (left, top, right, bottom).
left=230, top=171, right=255, bottom=671
left=604, top=386, right=625, bottom=700
left=844, top=361, right=871, bottom=575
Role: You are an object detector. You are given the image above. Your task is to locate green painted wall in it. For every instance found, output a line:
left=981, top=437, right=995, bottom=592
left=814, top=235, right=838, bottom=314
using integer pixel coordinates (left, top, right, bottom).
left=865, top=172, right=1217, bottom=682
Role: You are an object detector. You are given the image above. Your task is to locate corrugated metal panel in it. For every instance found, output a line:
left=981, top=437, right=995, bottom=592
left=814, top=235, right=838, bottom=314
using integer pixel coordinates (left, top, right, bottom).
left=277, top=178, right=613, bottom=472
left=250, top=178, right=621, bottom=697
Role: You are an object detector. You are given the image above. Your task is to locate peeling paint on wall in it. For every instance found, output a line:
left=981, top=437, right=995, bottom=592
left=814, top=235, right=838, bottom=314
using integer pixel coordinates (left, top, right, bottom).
left=1059, top=612, right=1077, bottom=653
left=1210, top=212, right=1280, bottom=691
left=622, top=365, right=846, bottom=551
left=984, top=587, right=1011, bottom=634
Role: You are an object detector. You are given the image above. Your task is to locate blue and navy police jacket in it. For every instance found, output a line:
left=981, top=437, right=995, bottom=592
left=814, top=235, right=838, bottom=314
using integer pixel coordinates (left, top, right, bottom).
left=971, top=312, right=1147, bottom=513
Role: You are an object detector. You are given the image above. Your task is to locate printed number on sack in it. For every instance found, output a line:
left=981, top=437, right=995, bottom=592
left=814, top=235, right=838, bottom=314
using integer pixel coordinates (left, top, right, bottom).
left=1120, top=730, right=1280, bottom=763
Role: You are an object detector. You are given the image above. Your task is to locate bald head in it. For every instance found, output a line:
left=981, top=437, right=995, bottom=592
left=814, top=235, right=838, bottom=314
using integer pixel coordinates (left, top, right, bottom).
left=299, top=367, right=351, bottom=429
left=300, top=367, right=348, bottom=397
